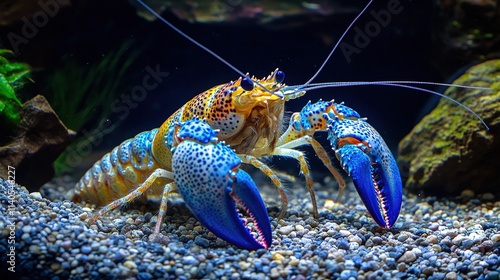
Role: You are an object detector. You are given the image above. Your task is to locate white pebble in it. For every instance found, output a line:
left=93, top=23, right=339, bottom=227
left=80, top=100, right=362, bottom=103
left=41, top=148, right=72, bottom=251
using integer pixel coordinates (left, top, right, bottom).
left=123, top=260, right=137, bottom=270
left=278, top=225, right=294, bottom=235
left=339, top=230, right=351, bottom=237
left=491, top=234, right=500, bottom=243
left=452, top=234, right=467, bottom=245
left=349, top=235, right=362, bottom=245
left=398, top=251, right=416, bottom=263
left=29, top=192, right=42, bottom=200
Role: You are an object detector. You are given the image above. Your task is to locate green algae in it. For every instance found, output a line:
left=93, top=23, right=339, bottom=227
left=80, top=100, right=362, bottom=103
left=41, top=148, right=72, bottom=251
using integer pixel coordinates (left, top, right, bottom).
left=398, top=59, right=500, bottom=194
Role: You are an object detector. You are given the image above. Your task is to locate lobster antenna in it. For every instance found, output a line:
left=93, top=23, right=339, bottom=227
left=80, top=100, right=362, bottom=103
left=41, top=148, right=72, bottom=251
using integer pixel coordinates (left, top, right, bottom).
left=283, top=81, right=490, bottom=130
left=137, top=0, right=246, bottom=78
left=281, top=0, right=490, bottom=130
left=298, top=0, right=374, bottom=89
left=136, top=0, right=279, bottom=96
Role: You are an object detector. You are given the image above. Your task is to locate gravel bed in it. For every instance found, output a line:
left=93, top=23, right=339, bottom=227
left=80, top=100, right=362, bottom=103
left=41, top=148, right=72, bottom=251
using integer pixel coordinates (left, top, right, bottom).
left=0, top=176, right=499, bottom=279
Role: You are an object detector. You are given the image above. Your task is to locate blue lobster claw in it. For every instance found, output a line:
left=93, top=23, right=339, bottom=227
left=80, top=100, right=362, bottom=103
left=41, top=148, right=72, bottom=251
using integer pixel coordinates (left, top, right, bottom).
left=327, top=106, right=402, bottom=229
left=169, top=119, right=272, bottom=250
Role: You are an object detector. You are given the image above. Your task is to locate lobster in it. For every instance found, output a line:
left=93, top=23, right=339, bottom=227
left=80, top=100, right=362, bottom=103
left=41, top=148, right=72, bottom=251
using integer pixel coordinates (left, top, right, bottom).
left=73, top=67, right=403, bottom=249
left=72, top=0, right=489, bottom=250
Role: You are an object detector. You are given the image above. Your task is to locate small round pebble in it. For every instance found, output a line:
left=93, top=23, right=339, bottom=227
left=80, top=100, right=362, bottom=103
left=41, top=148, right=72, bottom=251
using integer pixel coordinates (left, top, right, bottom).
left=29, top=192, right=42, bottom=200
left=278, top=225, right=294, bottom=235
left=398, top=251, right=417, bottom=263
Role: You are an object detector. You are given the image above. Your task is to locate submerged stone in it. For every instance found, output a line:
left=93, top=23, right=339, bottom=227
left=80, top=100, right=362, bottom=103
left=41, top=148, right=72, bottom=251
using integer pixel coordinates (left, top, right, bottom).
left=398, top=59, right=500, bottom=195
left=0, top=95, right=75, bottom=190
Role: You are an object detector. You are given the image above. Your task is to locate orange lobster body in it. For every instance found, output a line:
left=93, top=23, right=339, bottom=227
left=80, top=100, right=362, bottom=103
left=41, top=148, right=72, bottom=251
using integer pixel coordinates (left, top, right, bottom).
left=152, top=71, right=286, bottom=168
left=72, top=70, right=286, bottom=206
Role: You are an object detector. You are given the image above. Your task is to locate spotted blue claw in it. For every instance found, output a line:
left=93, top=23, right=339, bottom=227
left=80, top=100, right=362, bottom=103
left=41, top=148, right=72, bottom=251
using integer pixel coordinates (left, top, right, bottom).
left=169, top=119, right=272, bottom=250
left=327, top=105, right=402, bottom=229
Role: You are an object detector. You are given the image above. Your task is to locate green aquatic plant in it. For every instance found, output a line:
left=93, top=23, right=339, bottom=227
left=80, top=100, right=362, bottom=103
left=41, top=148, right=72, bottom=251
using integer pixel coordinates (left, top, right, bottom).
left=44, top=40, right=139, bottom=174
left=45, top=40, right=138, bottom=132
left=0, top=49, right=30, bottom=124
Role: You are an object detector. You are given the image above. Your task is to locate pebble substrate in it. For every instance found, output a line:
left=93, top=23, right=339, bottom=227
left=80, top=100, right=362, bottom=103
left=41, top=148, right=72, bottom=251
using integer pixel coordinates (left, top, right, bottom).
left=0, top=176, right=499, bottom=280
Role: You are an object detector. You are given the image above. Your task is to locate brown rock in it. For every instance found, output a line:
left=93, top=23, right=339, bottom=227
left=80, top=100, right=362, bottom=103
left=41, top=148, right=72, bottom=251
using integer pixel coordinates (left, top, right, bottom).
left=398, top=59, right=500, bottom=195
left=0, top=95, right=75, bottom=190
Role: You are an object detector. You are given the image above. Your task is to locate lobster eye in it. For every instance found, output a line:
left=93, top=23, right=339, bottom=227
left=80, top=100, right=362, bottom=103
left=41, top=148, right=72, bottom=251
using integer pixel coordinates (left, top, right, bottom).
left=241, top=76, right=254, bottom=91
left=275, top=71, right=285, bottom=83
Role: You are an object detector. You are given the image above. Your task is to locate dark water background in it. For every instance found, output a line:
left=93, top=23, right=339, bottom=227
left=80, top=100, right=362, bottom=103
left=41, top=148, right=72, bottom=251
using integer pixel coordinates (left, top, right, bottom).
left=1, top=0, right=470, bottom=176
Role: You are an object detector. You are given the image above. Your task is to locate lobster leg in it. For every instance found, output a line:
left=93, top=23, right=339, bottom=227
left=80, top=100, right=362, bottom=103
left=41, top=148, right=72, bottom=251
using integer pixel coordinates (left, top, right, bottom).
left=151, top=180, right=176, bottom=242
left=271, top=146, right=316, bottom=218
left=274, top=136, right=348, bottom=215
left=241, top=141, right=327, bottom=219
left=88, top=168, right=175, bottom=225
left=239, top=154, right=290, bottom=219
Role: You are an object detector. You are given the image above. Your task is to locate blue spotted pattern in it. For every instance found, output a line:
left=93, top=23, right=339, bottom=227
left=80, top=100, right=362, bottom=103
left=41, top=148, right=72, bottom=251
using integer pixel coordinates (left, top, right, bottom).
left=327, top=114, right=402, bottom=228
left=170, top=119, right=272, bottom=249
